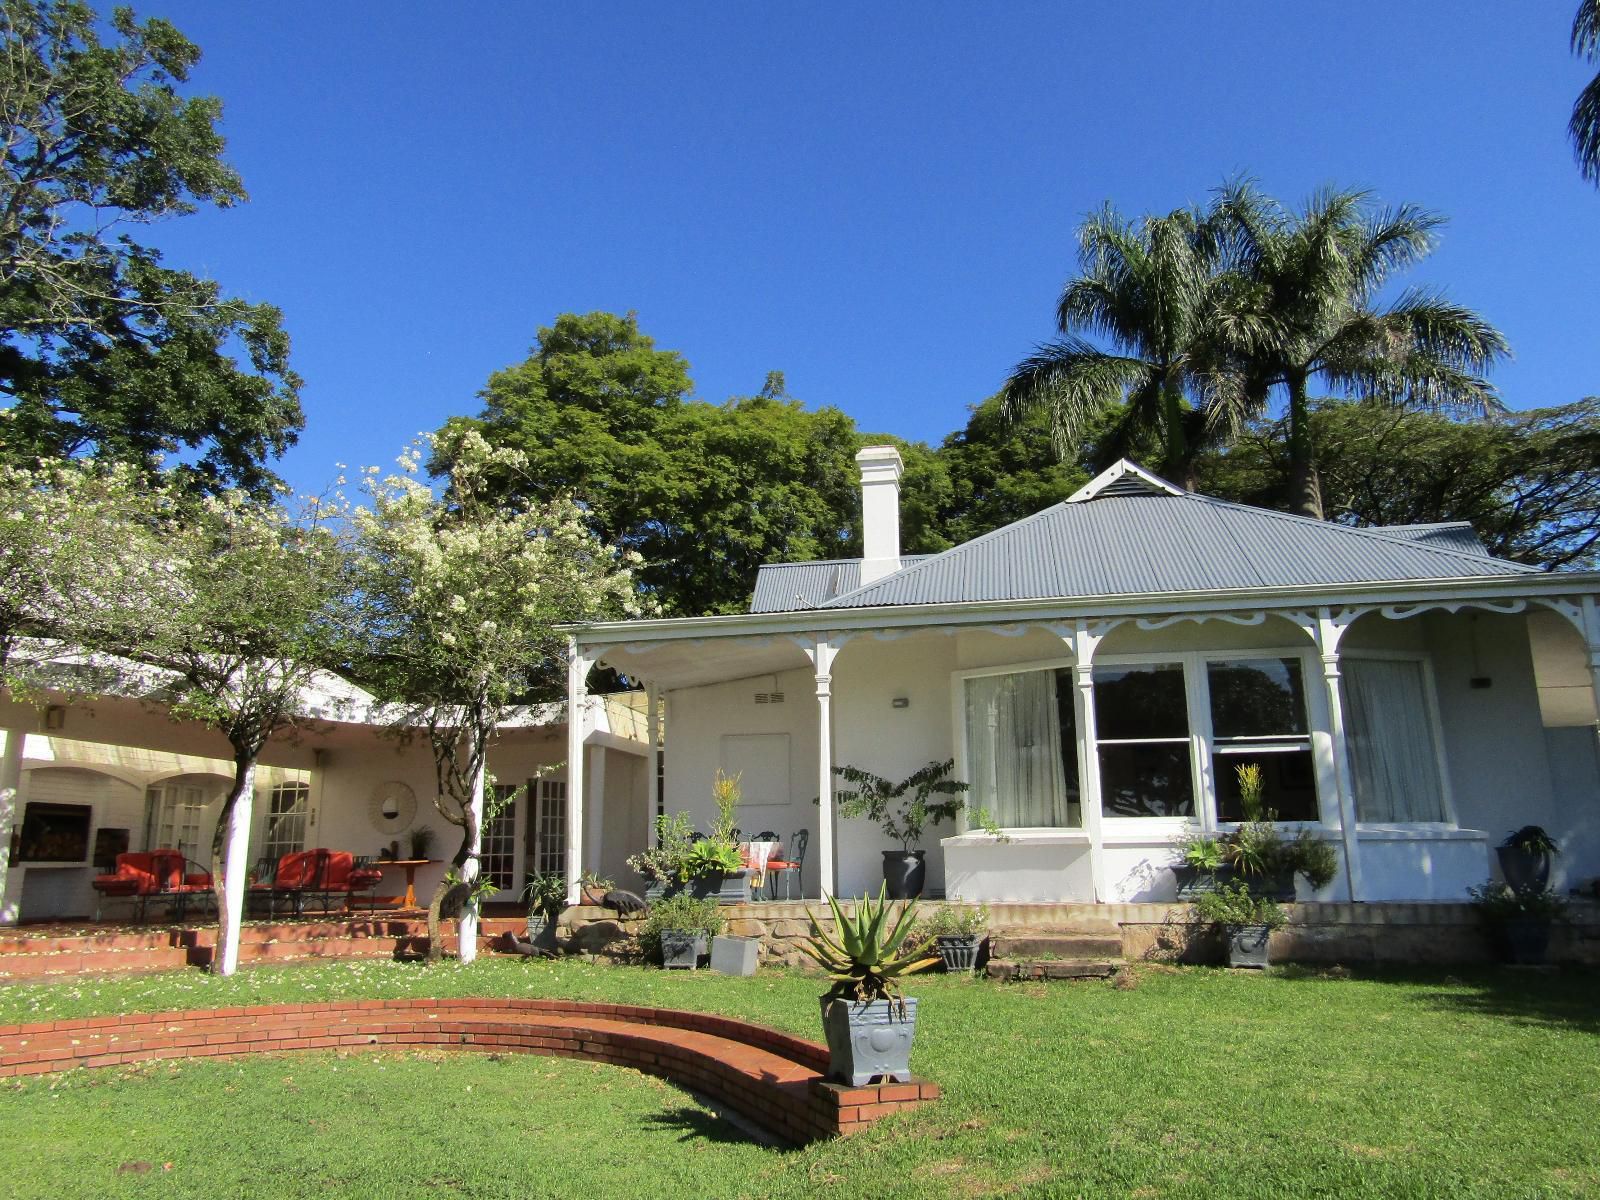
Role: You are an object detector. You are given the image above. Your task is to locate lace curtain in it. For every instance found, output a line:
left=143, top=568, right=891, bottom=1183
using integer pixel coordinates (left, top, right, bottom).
left=964, top=670, right=1071, bottom=827
left=1342, top=658, right=1447, bottom=823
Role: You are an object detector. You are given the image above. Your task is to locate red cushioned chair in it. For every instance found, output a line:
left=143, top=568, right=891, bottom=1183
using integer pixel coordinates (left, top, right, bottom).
left=90, top=850, right=187, bottom=922
left=268, top=849, right=385, bottom=916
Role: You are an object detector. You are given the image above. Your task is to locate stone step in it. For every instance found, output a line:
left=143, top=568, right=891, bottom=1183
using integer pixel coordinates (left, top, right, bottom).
left=988, top=932, right=1123, bottom=960
left=985, top=958, right=1120, bottom=981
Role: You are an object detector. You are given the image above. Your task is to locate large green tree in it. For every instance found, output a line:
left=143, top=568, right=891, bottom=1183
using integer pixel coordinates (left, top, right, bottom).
left=1572, top=1, right=1600, bottom=185
left=0, top=0, right=300, bottom=496
left=442, top=314, right=866, bottom=616
left=1212, top=184, right=1507, bottom=518
left=998, top=203, right=1247, bottom=489
left=1197, top=399, right=1600, bottom=571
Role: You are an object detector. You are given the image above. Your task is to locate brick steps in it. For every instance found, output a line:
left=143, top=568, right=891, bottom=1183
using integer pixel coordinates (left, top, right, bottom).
left=985, top=958, right=1120, bottom=981
left=983, top=928, right=1123, bottom=983
left=0, top=917, right=539, bottom=978
left=0, top=998, right=939, bottom=1144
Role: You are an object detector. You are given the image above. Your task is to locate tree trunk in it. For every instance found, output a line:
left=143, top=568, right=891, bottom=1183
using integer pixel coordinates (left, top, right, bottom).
left=457, top=757, right=486, bottom=964
left=1285, top=372, right=1325, bottom=519
left=0, top=725, right=24, bottom=926
left=210, top=754, right=256, bottom=977
left=1161, top=377, right=1188, bottom=484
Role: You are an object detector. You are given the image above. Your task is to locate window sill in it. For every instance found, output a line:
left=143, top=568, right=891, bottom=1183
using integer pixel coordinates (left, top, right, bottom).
left=1355, top=826, right=1485, bottom=843
left=942, top=829, right=1091, bottom=848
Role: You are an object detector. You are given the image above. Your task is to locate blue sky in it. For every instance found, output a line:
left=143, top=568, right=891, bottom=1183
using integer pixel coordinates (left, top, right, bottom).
left=138, top=2, right=1598, bottom=496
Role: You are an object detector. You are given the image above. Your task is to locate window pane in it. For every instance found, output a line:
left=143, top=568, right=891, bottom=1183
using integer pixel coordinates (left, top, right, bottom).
left=1214, top=749, right=1319, bottom=822
left=1094, top=664, right=1189, bottom=740
left=1208, top=658, right=1307, bottom=739
left=1053, top=672, right=1082, bottom=828
left=1098, top=744, right=1194, bottom=817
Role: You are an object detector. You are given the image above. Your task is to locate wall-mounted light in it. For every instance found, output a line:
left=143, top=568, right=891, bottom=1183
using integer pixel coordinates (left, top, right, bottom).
left=891, top=697, right=910, bottom=709
left=43, top=705, right=65, bottom=731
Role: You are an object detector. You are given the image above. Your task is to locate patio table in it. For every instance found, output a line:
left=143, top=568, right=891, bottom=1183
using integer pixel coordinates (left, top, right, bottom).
left=367, top=858, right=434, bottom=910
left=741, top=841, right=777, bottom=892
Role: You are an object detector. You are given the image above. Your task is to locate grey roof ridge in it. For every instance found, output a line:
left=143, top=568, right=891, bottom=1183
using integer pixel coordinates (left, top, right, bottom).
left=1174, top=491, right=1539, bottom=573
left=760, top=553, right=931, bottom=571
left=818, top=502, right=1076, bottom=608
left=1373, top=520, right=1477, bottom=533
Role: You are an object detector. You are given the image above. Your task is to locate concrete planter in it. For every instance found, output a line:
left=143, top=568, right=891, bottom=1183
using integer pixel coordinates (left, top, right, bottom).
left=688, top=870, right=751, bottom=905
left=820, top=996, right=919, bottom=1086
left=660, top=931, right=707, bottom=970
left=710, top=934, right=759, bottom=976
left=1226, top=924, right=1272, bottom=968
left=935, top=935, right=980, bottom=973
left=1173, top=864, right=1234, bottom=900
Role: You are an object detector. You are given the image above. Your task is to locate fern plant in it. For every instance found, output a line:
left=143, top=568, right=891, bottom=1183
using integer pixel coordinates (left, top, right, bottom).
left=801, top=884, right=938, bottom=1006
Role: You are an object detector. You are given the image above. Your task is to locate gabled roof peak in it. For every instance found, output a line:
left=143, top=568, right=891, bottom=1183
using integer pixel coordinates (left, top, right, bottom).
left=1067, top=459, right=1185, bottom=503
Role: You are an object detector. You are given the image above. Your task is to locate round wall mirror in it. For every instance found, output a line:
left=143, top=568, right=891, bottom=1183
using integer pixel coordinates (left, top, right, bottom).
left=368, top=780, right=417, bottom=835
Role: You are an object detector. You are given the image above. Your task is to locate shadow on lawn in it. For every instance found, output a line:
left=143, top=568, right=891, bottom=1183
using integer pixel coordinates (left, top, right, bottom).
left=1273, top=963, right=1600, bottom=1035
left=642, top=1105, right=783, bottom=1149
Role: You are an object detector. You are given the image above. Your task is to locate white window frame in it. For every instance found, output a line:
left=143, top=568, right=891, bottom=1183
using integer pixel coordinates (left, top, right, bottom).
left=952, top=646, right=1367, bottom=839
left=1339, top=648, right=1459, bottom=830
left=261, top=781, right=310, bottom=862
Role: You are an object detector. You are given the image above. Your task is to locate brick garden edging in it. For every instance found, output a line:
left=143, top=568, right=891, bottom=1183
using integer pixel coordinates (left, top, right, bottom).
left=0, top=998, right=938, bottom=1145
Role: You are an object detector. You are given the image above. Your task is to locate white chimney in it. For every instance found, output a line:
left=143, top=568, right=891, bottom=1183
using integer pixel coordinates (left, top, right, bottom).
left=856, top=445, right=903, bottom=586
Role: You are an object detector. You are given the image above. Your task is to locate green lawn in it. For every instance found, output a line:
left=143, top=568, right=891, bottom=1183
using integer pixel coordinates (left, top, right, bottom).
left=1, top=960, right=1597, bottom=1199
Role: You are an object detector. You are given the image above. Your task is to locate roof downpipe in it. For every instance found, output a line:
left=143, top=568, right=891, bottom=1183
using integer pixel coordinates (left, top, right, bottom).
left=856, top=444, right=903, bottom=586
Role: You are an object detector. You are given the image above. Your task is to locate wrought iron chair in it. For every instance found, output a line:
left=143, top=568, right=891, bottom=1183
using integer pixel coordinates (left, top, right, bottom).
left=764, top=829, right=807, bottom=901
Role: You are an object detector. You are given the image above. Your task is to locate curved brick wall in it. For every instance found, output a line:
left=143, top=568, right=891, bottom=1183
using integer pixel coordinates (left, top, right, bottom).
left=0, top=997, right=938, bottom=1144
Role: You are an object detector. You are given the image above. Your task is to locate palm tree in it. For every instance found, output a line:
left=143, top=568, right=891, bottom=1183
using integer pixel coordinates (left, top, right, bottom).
left=1574, top=1, right=1600, bottom=184
left=1211, top=184, right=1508, bottom=518
left=998, top=204, right=1250, bottom=490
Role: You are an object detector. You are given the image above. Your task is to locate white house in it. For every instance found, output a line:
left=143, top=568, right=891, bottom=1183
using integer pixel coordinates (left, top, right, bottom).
left=569, top=447, right=1600, bottom=906
left=0, top=670, right=650, bottom=924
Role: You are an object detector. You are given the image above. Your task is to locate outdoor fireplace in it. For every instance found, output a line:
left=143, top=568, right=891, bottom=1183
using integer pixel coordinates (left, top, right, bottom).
left=14, top=802, right=92, bottom=863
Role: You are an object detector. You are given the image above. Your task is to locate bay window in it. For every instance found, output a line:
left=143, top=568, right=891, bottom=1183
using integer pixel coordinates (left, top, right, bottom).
left=961, top=649, right=1329, bottom=829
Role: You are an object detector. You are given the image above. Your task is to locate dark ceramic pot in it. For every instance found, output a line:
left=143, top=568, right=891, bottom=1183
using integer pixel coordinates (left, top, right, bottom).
left=935, top=934, right=981, bottom=973
left=882, top=851, right=926, bottom=899
left=687, top=870, right=751, bottom=904
left=660, top=931, right=707, bottom=969
left=1496, top=846, right=1551, bottom=894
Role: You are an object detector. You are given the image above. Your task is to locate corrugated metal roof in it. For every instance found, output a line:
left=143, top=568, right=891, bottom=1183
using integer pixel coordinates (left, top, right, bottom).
left=1371, top=522, right=1491, bottom=556
left=749, top=556, right=933, bottom=613
left=818, top=491, right=1535, bottom=610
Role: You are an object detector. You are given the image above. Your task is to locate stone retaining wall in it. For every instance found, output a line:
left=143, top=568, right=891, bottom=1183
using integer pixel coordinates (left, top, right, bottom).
left=561, top=899, right=1600, bottom=968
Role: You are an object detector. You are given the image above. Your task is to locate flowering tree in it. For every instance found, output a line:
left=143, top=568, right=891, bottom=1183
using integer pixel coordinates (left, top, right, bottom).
left=0, top=459, right=154, bottom=920
left=352, top=431, right=642, bottom=963
left=90, top=486, right=354, bottom=975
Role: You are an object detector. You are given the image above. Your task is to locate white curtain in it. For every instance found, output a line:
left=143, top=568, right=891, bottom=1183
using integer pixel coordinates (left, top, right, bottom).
left=1342, top=658, right=1447, bottom=823
left=965, top=671, right=1071, bottom=827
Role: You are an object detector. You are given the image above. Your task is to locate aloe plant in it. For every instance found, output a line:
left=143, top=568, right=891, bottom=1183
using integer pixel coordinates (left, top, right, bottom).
left=801, top=884, right=938, bottom=1006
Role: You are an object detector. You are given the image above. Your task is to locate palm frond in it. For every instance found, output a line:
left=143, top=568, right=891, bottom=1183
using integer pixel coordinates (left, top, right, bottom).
left=1573, top=69, right=1600, bottom=184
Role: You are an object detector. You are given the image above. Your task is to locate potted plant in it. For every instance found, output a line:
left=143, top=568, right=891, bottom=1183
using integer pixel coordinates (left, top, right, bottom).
left=833, top=759, right=969, bottom=899
left=1497, top=826, right=1558, bottom=893
left=918, top=904, right=989, bottom=972
left=684, top=837, right=750, bottom=902
left=640, top=893, right=723, bottom=969
left=1218, top=764, right=1338, bottom=900
left=407, top=825, right=434, bottom=861
left=520, top=870, right=567, bottom=951
left=1172, top=833, right=1231, bottom=898
left=627, top=811, right=696, bottom=901
left=1469, top=880, right=1568, bottom=965
left=800, top=885, right=938, bottom=1084
left=1193, top=880, right=1286, bottom=968
left=579, top=870, right=613, bottom=906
